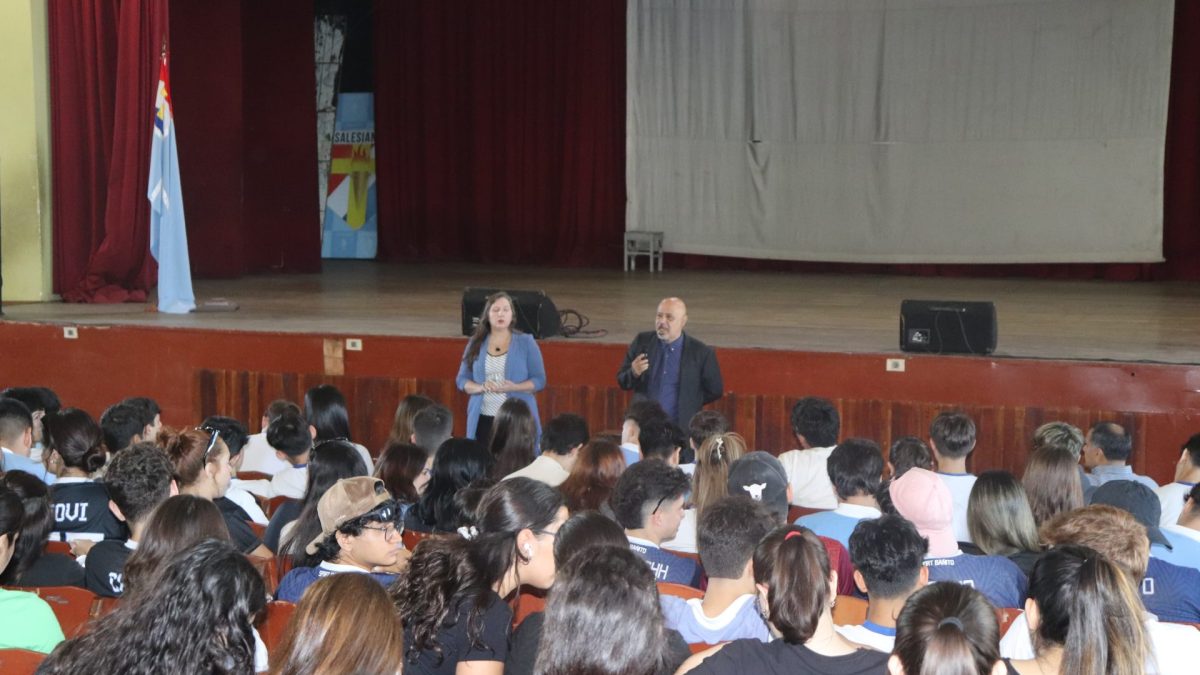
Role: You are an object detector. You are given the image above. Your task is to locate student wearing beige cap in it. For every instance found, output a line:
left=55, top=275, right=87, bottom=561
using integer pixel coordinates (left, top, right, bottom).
left=276, top=476, right=407, bottom=603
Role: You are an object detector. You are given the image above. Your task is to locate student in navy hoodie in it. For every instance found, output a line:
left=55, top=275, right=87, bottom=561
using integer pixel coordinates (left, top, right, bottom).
left=611, top=458, right=702, bottom=587
left=275, top=476, right=406, bottom=603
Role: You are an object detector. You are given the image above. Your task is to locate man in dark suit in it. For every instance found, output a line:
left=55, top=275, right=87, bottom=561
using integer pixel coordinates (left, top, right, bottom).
left=617, top=297, right=724, bottom=429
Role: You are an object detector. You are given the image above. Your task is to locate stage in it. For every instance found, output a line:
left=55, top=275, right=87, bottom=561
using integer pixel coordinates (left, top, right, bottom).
left=4, top=261, right=1200, bottom=364
left=1, top=263, right=1198, bottom=484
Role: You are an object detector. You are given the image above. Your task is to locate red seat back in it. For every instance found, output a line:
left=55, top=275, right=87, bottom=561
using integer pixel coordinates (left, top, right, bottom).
left=0, top=649, right=45, bottom=675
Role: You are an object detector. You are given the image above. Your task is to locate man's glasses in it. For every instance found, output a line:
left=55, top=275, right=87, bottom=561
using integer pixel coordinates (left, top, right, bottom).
left=650, top=495, right=671, bottom=515
left=362, top=522, right=400, bottom=538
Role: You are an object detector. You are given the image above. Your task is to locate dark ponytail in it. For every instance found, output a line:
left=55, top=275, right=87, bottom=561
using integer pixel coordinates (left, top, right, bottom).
left=893, top=582, right=1000, bottom=675
left=752, top=525, right=830, bottom=644
left=45, top=408, right=108, bottom=474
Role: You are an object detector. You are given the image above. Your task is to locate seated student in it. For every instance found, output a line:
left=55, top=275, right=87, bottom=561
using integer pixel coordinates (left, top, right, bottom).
left=239, top=399, right=299, bottom=477
left=120, top=494, right=231, bottom=597
left=386, top=394, right=435, bottom=448
left=1089, top=480, right=1200, bottom=624
left=887, top=436, right=935, bottom=480
left=98, top=401, right=149, bottom=455
left=276, top=477, right=405, bottom=603
left=889, top=582, right=1004, bottom=675
left=685, top=409, right=730, bottom=470
left=620, top=400, right=670, bottom=467
left=1083, top=421, right=1158, bottom=491
left=411, top=403, right=454, bottom=456
left=610, top=459, right=702, bottom=587
left=507, top=510, right=693, bottom=675
left=677, top=526, right=890, bottom=675
left=661, top=496, right=773, bottom=644
left=1162, top=483, right=1200, bottom=571
left=1022, top=447, right=1085, bottom=529
left=504, top=413, right=588, bottom=486
left=83, top=442, right=176, bottom=597
left=0, top=486, right=65, bottom=653
left=392, top=478, right=567, bottom=675
left=0, top=471, right=85, bottom=587
left=270, top=573, right=405, bottom=675
left=536, top=546, right=684, bottom=675
left=161, top=427, right=272, bottom=558
left=640, top=418, right=687, bottom=467
left=122, top=397, right=164, bottom=440
left=375, top=440, right=427, bottom=507
left=1, top=386, right=61, bottom=455
left=837, top=514, right=929, bottom=652
left=404, top=438, right=494, bottom=534
left=889, top=468, right=1027, bottom=608
left=201, top=415, right=268, bottom=525
left=776, top=396, right=840, bottom=510
left=963, top=471, right=1042, bottom=575
left=929, top=411, right=979, bottom=544
left=38, top=540, right=265, bottom=675
left=1000, top=504, right=1200, bottom=673
left=45, top=409, right=125, bottom=542
left=267, top=410, right=315, bottom=499
left=559, top=438, right=627, bottom=514
left=1158, top=433, right=1200, bottom=527
left=487, top=398, right=539, bottom=480
left=0, top=397, right=56, bottom=484
left=305, top=384, right=375, bottom=473
left=664, top=432, right=748, bottom=555
left=1006, top=544, right=1149, bottom=675
left=796, top=438, right=884, bottom=549
left=273, top=440, right=368, bottom=559
left=727, top=451, right=856, bottom=597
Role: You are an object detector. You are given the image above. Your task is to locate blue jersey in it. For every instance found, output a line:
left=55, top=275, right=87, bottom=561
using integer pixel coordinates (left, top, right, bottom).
left=1154, top=528, right=1200, bottom=572
left=924, top=553, right=1027, bottom=609
left=660, top=594, right=770, bottom=644
left=628, top=536, right=702, bottom=588
left=796, top=505, right=881, bottom=550
left=276, top=563, right=397, bottom=603
left=1142, top=557, right=1200, bottom=623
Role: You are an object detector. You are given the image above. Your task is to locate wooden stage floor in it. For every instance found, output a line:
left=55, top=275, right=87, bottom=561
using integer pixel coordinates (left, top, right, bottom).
left=4, top=261, right=1200, bottom=364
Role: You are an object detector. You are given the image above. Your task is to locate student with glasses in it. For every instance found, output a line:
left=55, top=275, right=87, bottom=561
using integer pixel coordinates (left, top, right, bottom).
left=162, top=426, right=272, bottom=559
left=276, top=476, right=407, bottom=603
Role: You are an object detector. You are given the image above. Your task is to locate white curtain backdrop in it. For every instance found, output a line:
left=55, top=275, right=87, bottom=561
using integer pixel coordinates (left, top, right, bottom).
left=626, top=0, right=1174, bottom=263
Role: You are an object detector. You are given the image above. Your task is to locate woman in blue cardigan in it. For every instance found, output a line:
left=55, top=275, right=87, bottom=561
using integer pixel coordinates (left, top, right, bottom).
left=456, top=292, right=546, bottom=442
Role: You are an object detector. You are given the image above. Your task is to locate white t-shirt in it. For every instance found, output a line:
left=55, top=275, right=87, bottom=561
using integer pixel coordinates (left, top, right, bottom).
left=225, top=486, right=269, bottom=525
left=937, top=473, right=977, bottom=544
left=1000, top=611, right=1200, bottom=674
left=271, top=465, right=308, bottom=500
left=238, top=432, right=292, bottom=476
left=835, top=623, right=896, bottom=652
left=777, top=446, right=838, bottom=509
left=503, top=455, right=570, bottom=487
left=662, top=508, right=698, bottom=554
left=1157, top=482, right=1195, bottom=527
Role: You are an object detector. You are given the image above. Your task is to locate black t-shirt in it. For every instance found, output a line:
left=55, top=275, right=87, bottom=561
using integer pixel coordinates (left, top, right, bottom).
left=84, top=540, right=135, bottom=597
left=215, top=497, right=264, bottom=554
left=404, top=591, right=512, bottom=675
left=689, top=639, right=889, bottom=675
left=49, top=480, right=127, bottom=541
left=265, top=500, right=301, bottom=554
left=506, top=611, right=691, bottom=675
left=14, top=552, right=86, bottom=588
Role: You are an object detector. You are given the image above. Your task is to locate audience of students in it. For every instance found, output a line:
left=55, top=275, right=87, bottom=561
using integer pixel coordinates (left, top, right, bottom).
left=777, top=397, right=841, bottom=509
left=611, top=459, right=702, bottom=586
left=392, top=477, right=567, bottom=675
left=796, top=438, right=884, bottom=549
left=678, top=526, right=891, bottom=675
left=840, top=514, right=929, bottom=652
left=0, top=485, right=65, bottom=653
left=964, top=470, right=1043, bottom=575
left=504, top=412, right=588, bottom=486
left=84, top=441, right=176, bottom=596
left=275, top=476, right=405, bottom=602
left=558, top=437, right=626, bottom=513
left=270, top=572, right=405, bottom=675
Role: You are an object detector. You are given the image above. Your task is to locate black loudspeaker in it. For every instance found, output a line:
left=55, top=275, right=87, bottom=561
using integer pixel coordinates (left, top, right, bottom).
left=461, top=288, right=561, bottom=339
left=900, top=300, right=997, bottom=355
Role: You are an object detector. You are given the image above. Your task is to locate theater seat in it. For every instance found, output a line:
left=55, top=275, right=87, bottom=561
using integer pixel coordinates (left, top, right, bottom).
left=995, top=607, right=1022, bottom=637
left=34, top=586, right=98, bottom=637
left=258, top=601, right=296, bottom=653
left=0, top=648, right=45, bottom=675
left=43, top=541, right=73, bottom=557
left=831, top=595, right=868, bottom=626
left=513, top=586, right=547, bottom=627
left=688, top=642, right=723, bottom=655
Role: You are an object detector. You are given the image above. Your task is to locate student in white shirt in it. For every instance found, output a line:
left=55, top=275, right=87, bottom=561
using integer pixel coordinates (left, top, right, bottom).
left=838, top=515, right=928, bottom=652
left=504, top=413, right=588, bottom=487
left=776, top=397, right=840, bottom=510
left=1157, top=434, right=1200, bottom=527
left=267, top=411, right=314, bottom=500
left=929, top=410, right=978, bottom=544
left=619, top=399, right=669, bottom=467
left=237, top=399, right=299, bottom=477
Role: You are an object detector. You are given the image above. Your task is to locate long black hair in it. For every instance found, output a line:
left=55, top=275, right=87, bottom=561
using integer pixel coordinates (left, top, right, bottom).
left=279, top=440, right=369, bottom=565
left=408, top=438, right=494, bottom=532
left=0, top=470, right=54, bottom=584
left=393, top=478, right=563, bottom=666
left=45, top=408, right=108, bottom=474
left=38, top=539, right=266, bottom=675
left=487, top=398, right=538, bottom=479
left=533, top=546, right=669, bottom=675
left=305, top=384, right=353, bottom=442
left=892, top=582, right=1001, bottom=675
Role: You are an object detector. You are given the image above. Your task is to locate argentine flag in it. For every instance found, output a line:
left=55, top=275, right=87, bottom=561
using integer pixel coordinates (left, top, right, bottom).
left=147, top=52, right=196, bottom=314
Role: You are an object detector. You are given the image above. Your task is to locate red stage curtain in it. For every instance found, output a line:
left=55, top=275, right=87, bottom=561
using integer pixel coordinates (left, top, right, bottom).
left=373, top=0, right=626, bottom=266
left=49, top=0, right=168, bottom=302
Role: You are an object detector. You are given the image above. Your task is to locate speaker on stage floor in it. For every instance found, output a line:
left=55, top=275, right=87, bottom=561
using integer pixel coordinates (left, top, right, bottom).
left=462, top=288, right=561, bottom=339
left=900, top=300, right=996, bottom=355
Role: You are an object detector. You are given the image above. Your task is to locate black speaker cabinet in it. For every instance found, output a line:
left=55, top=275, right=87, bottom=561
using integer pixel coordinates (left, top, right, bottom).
left=461, top=288, right=561, bottom=339
left=900, top=300, right=996, bottom=355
